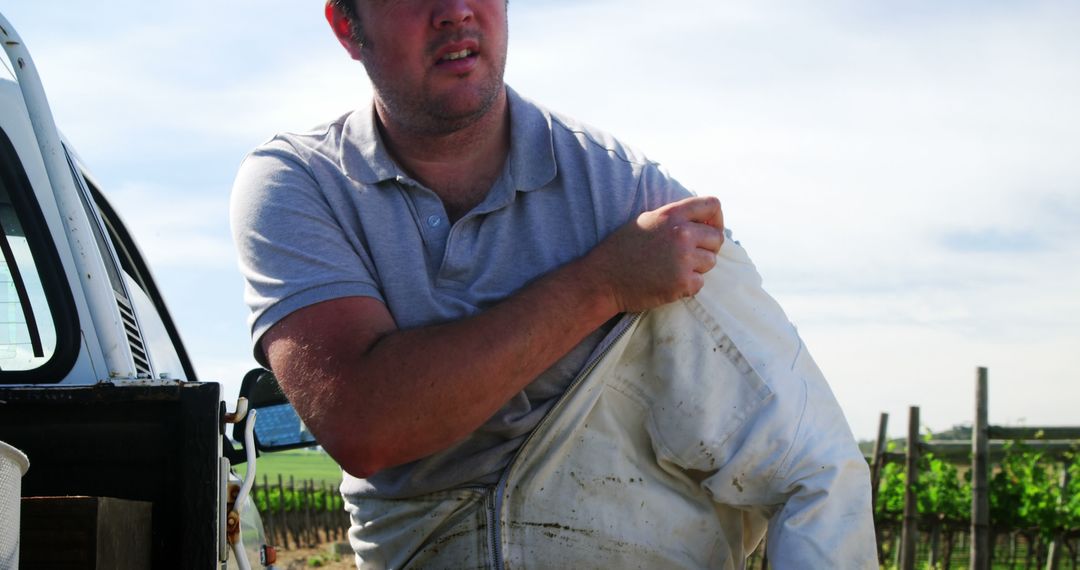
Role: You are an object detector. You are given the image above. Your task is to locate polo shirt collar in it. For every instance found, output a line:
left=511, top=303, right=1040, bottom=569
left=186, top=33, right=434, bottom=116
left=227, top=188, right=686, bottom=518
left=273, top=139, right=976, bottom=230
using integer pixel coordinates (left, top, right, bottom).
left=340, top=105, right=401, bottom=184
left=339, top=85, right=557, bottom=192
left=505, top=86, right=558, bottom=192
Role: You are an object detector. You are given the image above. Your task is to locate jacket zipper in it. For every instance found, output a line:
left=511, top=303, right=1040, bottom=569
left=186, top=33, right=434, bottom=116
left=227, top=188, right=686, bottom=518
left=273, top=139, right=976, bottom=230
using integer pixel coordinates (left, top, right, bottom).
left=486, top=485, right=502, bottom=570
left=486, top=313, right=641, bottom=569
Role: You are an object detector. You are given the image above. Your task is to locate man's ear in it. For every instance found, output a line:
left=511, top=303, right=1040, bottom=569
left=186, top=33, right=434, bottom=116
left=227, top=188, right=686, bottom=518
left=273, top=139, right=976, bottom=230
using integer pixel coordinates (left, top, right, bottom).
left=326, top=2, right=364, bottom=61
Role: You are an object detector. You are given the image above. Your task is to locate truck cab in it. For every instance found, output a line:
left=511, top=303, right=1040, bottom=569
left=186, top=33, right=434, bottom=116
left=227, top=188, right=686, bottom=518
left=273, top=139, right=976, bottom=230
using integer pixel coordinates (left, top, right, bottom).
left=0, top=11, right=271, bottom=569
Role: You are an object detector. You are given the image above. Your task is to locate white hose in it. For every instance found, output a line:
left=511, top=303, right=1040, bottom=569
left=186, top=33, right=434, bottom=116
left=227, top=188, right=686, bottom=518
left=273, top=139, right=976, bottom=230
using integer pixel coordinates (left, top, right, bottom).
left=235, top=409, right=258, bottom=517
left=231, top=408, right=258, bottom=570
left=230, top=538, right=252, bottom=570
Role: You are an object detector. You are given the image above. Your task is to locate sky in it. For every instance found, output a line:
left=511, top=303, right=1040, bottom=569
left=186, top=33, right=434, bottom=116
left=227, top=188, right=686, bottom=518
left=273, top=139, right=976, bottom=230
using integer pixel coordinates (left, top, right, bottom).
left=3, top=1, right=1078, bottom=442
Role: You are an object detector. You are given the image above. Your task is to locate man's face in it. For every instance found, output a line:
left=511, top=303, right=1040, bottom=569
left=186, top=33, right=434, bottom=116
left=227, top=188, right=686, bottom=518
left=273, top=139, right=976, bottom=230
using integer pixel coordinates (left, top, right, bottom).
left=351, top=0, right=509, bottom=135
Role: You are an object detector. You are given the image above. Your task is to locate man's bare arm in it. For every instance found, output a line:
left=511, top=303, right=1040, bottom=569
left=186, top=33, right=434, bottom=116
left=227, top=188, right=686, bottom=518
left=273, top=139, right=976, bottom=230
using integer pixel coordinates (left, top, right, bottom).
left=262, top=196, right=724, bottom=478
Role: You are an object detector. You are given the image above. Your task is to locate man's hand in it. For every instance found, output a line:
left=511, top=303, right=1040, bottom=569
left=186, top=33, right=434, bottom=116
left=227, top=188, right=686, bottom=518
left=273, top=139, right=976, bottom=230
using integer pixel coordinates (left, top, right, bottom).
left=585, top=196, right=725, bottom=313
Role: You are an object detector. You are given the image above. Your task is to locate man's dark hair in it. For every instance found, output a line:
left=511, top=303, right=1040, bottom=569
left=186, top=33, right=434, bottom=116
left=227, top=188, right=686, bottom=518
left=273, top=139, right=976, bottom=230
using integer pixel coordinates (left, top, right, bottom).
left=330, top=0, right=509, bottom=47
left=329, top=0, right=366, bottom=46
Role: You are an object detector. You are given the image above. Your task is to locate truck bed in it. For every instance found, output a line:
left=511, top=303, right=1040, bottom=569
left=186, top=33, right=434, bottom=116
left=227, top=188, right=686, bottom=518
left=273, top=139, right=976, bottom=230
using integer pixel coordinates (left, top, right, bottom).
left=0, top=382, right=221, bottom=569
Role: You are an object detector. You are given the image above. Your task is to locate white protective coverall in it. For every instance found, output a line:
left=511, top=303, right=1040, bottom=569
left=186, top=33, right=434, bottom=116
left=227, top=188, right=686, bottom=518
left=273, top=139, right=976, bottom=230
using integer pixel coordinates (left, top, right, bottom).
left=346, top=238, right=878, bottom=569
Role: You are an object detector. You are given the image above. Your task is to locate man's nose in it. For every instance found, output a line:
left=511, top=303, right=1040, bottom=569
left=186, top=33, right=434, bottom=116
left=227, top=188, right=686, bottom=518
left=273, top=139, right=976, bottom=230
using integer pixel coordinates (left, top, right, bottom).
left=432, top=0, right=474, bottom=29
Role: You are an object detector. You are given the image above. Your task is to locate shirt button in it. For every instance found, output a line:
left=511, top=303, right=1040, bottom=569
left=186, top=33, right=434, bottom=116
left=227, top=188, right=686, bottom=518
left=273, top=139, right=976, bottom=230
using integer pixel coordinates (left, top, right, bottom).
left=427, top=215, right=442, bottom=228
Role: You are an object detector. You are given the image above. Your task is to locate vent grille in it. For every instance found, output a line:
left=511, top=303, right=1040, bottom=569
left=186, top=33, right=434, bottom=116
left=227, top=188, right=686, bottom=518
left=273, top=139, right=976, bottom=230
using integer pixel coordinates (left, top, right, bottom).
left=115, top=292, right=151, bottom=377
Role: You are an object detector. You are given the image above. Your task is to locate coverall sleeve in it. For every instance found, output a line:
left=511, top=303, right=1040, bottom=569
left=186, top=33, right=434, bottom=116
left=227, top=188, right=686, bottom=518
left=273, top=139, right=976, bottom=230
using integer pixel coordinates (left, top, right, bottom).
left=690, top=240, right=879, bottom=568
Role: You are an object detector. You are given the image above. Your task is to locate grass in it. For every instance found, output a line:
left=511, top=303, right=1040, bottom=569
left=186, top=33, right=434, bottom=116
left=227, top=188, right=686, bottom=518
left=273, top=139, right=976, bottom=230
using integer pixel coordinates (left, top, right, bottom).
left=234, top=448, right=343, bottom=486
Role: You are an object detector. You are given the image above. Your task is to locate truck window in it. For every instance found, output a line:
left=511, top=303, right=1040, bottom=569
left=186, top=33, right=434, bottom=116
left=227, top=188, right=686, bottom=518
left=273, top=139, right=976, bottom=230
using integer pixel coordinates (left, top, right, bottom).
left=0, top=185, right=52, bottom=368
left=0, top=128, right=77, bottom=380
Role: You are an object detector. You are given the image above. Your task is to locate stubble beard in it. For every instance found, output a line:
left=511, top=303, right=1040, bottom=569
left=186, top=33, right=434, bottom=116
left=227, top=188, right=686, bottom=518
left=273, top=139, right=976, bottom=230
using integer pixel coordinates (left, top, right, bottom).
left=365, top=34, right=508, bottom=137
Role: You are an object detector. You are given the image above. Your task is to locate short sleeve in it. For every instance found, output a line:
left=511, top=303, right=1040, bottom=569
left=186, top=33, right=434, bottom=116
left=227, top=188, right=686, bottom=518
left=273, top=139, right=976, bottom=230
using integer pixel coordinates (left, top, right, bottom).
left=589, top=158, right=698, bottom=243
left=637, top=161, right=736, bottom=244
left=638, top=160, right=695, bottom=212
left=229, top=139, right=383, bottom=365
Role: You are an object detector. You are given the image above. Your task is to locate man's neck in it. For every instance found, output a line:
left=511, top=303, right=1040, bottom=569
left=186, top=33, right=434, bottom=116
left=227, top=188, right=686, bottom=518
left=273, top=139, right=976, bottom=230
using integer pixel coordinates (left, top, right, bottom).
left=375, top=90, right=511, bottom=222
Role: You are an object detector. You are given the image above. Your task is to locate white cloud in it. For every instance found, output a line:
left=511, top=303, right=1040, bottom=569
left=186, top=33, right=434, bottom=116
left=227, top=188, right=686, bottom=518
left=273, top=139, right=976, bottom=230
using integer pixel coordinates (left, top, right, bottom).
left=52, top=61, right=368, bottom=161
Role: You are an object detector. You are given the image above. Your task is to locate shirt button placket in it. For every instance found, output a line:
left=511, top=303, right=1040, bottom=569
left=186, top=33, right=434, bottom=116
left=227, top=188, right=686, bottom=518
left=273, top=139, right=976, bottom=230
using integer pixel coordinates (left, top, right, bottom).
left=422, top=205, right=452, bottom=280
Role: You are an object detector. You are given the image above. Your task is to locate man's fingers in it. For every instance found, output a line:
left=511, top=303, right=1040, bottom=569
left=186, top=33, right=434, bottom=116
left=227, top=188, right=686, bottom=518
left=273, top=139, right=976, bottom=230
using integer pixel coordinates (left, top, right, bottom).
left=697, top=224, right=725, bottom=253
left=691, top=249, right=717, bottom=274
left=678, top=222, right=724, bottom=253
left=673, top=196, right=722, bottom=226
left=711, top=201, right=724, bottom=231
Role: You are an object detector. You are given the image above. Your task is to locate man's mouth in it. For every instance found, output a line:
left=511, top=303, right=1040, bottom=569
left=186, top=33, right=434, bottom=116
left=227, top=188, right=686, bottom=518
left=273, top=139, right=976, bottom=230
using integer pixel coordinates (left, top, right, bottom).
left=440, top=49, right=474, bottom=62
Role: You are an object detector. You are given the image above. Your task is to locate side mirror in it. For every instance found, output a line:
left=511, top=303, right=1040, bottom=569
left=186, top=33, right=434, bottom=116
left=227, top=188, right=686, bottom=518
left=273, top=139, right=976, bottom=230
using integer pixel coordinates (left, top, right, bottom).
left=234, top=368, right=318, bottom=452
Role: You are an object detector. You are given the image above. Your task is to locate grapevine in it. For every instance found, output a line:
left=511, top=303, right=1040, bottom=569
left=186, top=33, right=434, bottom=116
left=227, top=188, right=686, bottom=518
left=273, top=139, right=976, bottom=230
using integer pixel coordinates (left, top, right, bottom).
left=252, top=485, right=343, bottom=515
left=874, top=435, right=1080, bottom=566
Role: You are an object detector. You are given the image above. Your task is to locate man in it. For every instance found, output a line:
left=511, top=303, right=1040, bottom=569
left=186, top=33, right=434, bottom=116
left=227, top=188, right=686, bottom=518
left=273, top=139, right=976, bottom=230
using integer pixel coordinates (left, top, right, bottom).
left=231, top=1, right=875, bottom=567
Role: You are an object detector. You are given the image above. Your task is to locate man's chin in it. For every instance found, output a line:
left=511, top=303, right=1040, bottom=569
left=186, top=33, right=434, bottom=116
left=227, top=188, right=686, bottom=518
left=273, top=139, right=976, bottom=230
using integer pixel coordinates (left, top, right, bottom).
left=426, top=87, right=504, bottom=130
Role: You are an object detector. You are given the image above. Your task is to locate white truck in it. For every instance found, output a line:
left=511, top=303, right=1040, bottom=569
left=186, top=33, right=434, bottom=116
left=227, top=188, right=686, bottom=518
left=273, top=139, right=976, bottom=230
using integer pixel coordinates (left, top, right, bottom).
left=0, top=11, right=299, bottom=569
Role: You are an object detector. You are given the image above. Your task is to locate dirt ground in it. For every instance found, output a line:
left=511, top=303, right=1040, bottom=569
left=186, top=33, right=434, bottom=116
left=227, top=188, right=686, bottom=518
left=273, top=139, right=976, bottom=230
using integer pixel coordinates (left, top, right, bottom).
left=273, top=541, right=355, bottom=570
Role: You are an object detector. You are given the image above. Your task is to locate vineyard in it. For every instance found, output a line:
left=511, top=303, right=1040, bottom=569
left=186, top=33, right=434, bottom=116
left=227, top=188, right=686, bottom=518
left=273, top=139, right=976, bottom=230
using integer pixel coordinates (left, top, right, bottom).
left=250, top=474, right=350, bottom=550
left=869, top=368, right=1079, bottom=569
left=875, top=445, right=1079, bottom=569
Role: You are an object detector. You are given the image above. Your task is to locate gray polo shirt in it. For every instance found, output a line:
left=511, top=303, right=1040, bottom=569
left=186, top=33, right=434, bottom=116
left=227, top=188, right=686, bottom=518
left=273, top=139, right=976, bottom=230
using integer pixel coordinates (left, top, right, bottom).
left=230, top=87, right=691, bottom=498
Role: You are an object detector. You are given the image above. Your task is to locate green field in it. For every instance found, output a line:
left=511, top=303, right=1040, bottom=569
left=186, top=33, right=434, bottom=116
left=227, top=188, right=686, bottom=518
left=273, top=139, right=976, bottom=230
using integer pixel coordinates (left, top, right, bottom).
left=235, top=449, right=343, bottom=486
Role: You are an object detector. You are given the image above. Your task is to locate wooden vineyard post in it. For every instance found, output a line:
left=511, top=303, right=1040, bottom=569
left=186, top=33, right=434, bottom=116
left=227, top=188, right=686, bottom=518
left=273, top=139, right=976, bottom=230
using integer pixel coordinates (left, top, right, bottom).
left=262, top=474, right=275, bottom=548
left=278, top=474, right=289, bottom=549
left=305, top=479, right=314, bottom=547
left=326, top=481, right=333, bottom=542
left=299, top=478, right=307, bottom=546
left=870, top=412, right=890, bottom=511
left=1045, top=466, right=1071, bottom=570
left=316, top=480, right=324, bottom=544
left=322, top=481, right=331, bottom=541
left=972, top=367, right=990, bottom=570
left=301, top=476, right=308, bottom=546
left=900, top=406, right=920, bottom=570
left=338, top=489, right=347, bottom=540
left=870, top=412, right=890, bottom=564
left=311, top=479, right=318, bottom=546
left=326, top=480, right=334, bottom=543
left=288, top=475, right=296, bottom=548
